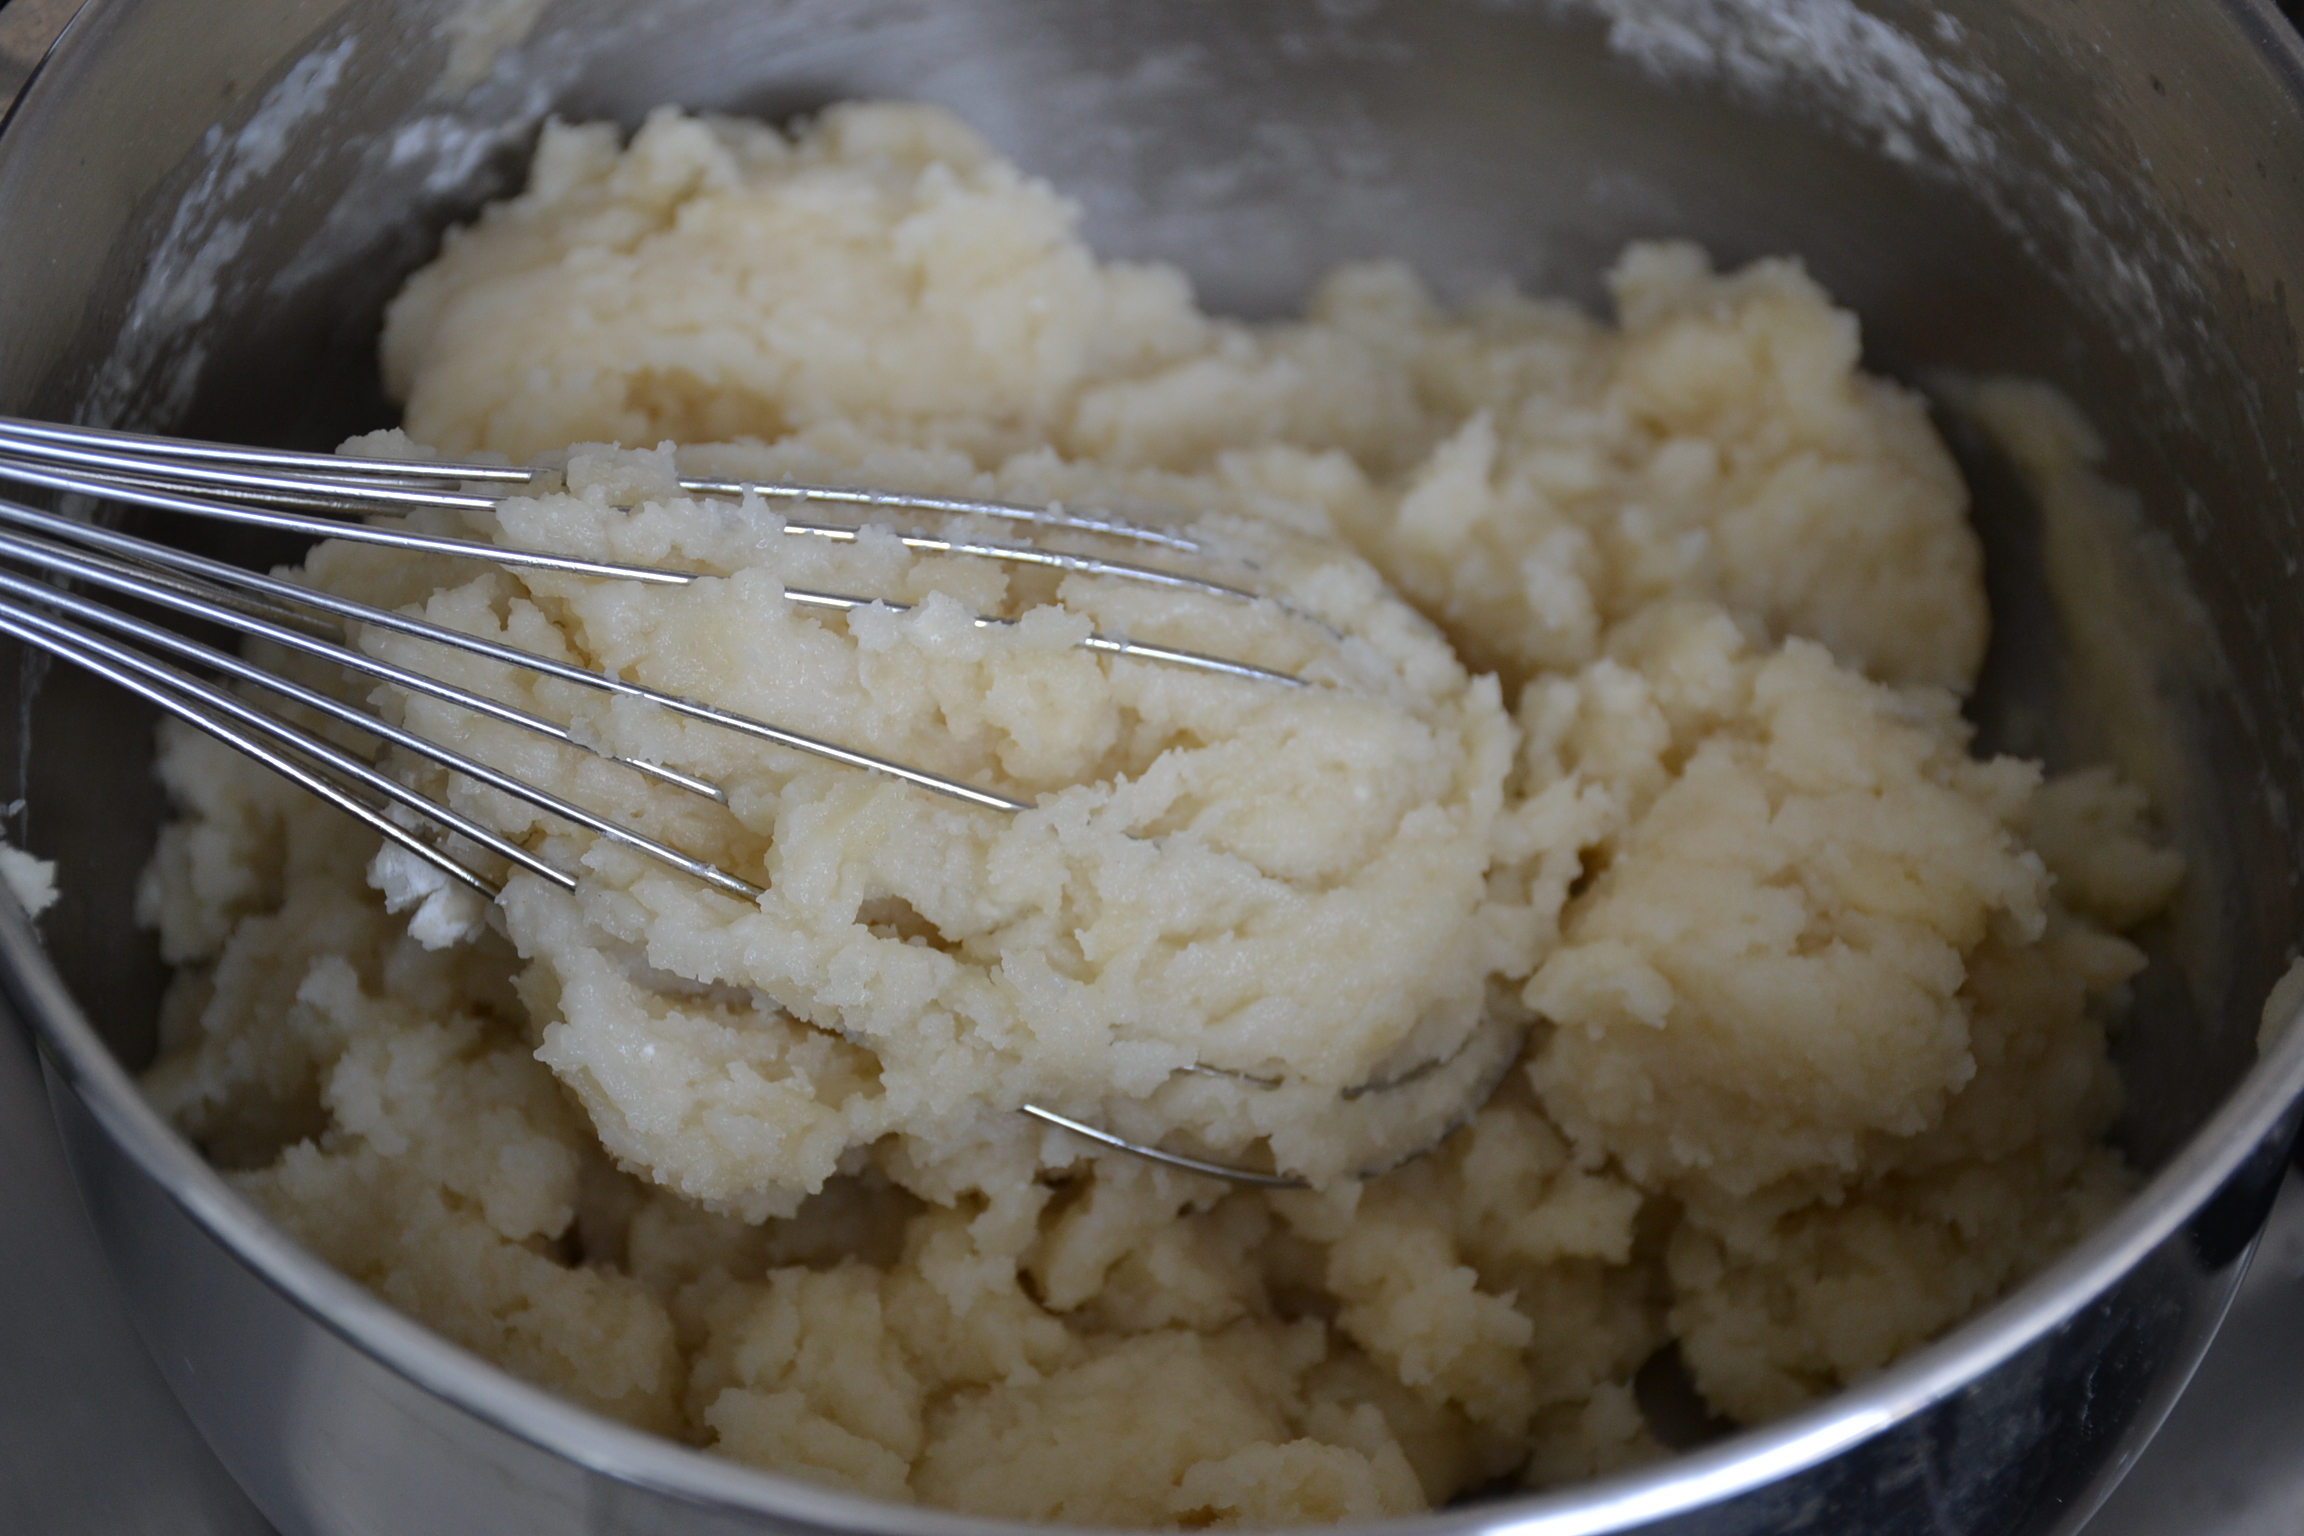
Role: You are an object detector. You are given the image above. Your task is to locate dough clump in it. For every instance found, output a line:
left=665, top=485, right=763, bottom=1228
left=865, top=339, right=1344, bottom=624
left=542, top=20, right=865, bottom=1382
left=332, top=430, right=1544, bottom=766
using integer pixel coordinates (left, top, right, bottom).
left=142, top=103, right=2180, bottom=1523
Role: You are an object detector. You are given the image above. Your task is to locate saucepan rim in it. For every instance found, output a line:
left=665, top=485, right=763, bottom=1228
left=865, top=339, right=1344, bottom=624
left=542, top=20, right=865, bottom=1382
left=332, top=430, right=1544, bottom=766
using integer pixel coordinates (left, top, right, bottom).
left=17, top=876, right=2304, bottom=1536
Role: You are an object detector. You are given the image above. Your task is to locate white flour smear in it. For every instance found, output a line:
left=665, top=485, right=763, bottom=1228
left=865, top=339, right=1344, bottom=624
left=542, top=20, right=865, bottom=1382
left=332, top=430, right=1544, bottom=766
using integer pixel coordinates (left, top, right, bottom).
left=1551, top=0, right=1998, bottom=168
left=84, top=35, right=358, bottom=430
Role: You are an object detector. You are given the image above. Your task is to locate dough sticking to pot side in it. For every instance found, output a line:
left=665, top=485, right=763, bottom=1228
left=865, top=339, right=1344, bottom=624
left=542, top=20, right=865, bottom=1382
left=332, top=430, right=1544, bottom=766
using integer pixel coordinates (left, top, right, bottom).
left=140, top=102, right=2182, bottom=1525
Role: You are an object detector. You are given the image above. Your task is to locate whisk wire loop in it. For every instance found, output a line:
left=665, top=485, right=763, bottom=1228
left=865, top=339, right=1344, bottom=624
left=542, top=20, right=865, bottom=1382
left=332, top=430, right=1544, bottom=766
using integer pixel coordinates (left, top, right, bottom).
left=0, top=433, right=1302, bottom=688
left=0, top=538, right=762, bottom=899
left=0, top=493, right=1036, bottom=814
left=0, top=593, right=554, bottom=896
left=0, top=417, right=1497, bottom=1186
left=0, top=522, right=726, bottom=802
left=0, top=415, right=1208, bottom=551
left=0, top=414, right=534, bottom=483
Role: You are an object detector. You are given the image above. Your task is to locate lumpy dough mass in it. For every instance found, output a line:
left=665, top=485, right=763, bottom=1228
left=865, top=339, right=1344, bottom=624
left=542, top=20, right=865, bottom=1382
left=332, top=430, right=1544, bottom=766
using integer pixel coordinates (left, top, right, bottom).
left=139, top=103, right=2184, bottom=1523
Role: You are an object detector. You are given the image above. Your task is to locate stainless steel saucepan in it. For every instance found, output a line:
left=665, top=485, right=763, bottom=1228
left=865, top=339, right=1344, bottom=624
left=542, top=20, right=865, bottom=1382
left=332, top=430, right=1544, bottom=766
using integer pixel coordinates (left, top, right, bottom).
left=5, top=2, right=2304, bottom=1533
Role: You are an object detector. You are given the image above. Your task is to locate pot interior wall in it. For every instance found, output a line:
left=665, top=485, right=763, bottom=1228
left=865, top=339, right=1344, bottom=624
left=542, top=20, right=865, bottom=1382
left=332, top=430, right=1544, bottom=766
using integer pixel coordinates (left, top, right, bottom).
left=2, top=0, right=2300, bottom=1176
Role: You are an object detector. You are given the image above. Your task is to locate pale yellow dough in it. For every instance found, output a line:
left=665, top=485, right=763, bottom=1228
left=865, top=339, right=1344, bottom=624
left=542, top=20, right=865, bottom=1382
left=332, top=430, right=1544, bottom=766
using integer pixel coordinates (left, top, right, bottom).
left=141, top=102, right=2182, bottom=1523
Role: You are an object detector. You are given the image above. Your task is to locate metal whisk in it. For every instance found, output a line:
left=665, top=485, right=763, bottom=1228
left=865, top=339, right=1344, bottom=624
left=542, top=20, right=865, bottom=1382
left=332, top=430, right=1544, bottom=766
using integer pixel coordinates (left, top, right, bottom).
left=0, top=415, right=1522, bottom=1187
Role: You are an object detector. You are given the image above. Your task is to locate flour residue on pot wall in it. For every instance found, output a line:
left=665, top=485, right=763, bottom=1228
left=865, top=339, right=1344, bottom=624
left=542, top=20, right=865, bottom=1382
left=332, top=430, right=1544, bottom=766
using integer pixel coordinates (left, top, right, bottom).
left=1521, top=0, right=2210, bottom=409
left=440, top=0, right=550, bottom=94
left=0, top=839, right=58, bottom=919
left=1542, top=0, right=1999, bottom=168
left=1942, top=375, right=2228, bottom=1038
left=83, top=34, right=358, bottom=431
left=2257, top=957, right=2304, bottom=1055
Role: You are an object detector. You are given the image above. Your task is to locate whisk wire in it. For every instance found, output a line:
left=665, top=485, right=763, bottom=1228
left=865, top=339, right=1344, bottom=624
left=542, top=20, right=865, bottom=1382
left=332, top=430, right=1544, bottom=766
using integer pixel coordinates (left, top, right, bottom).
left=0, top=595, right=552, bottom=896
left=0, top=445, right=1300, bottom=688
left=0, top=545, right=762, bottom=899
left=0, top=414, right=534, bottom=483
left=0, top=415, right=1208, bottom=552
left=0, top=417, right=1499, bottom=1186
left=0, top=523, right=727, bottom=802
left=0, top=494, right=1036, bottom=814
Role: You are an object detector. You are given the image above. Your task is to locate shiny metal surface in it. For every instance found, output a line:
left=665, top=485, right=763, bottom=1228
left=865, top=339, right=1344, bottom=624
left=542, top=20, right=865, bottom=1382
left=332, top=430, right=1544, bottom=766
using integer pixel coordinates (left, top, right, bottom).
left=0, top=977, right=271, bottom=1535
left=2087, top=1163, right=2304, bottom=1536
left=5, top=2, right=2304, bottom=1534
left=15, top=1022, right=2303, bottom=1534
